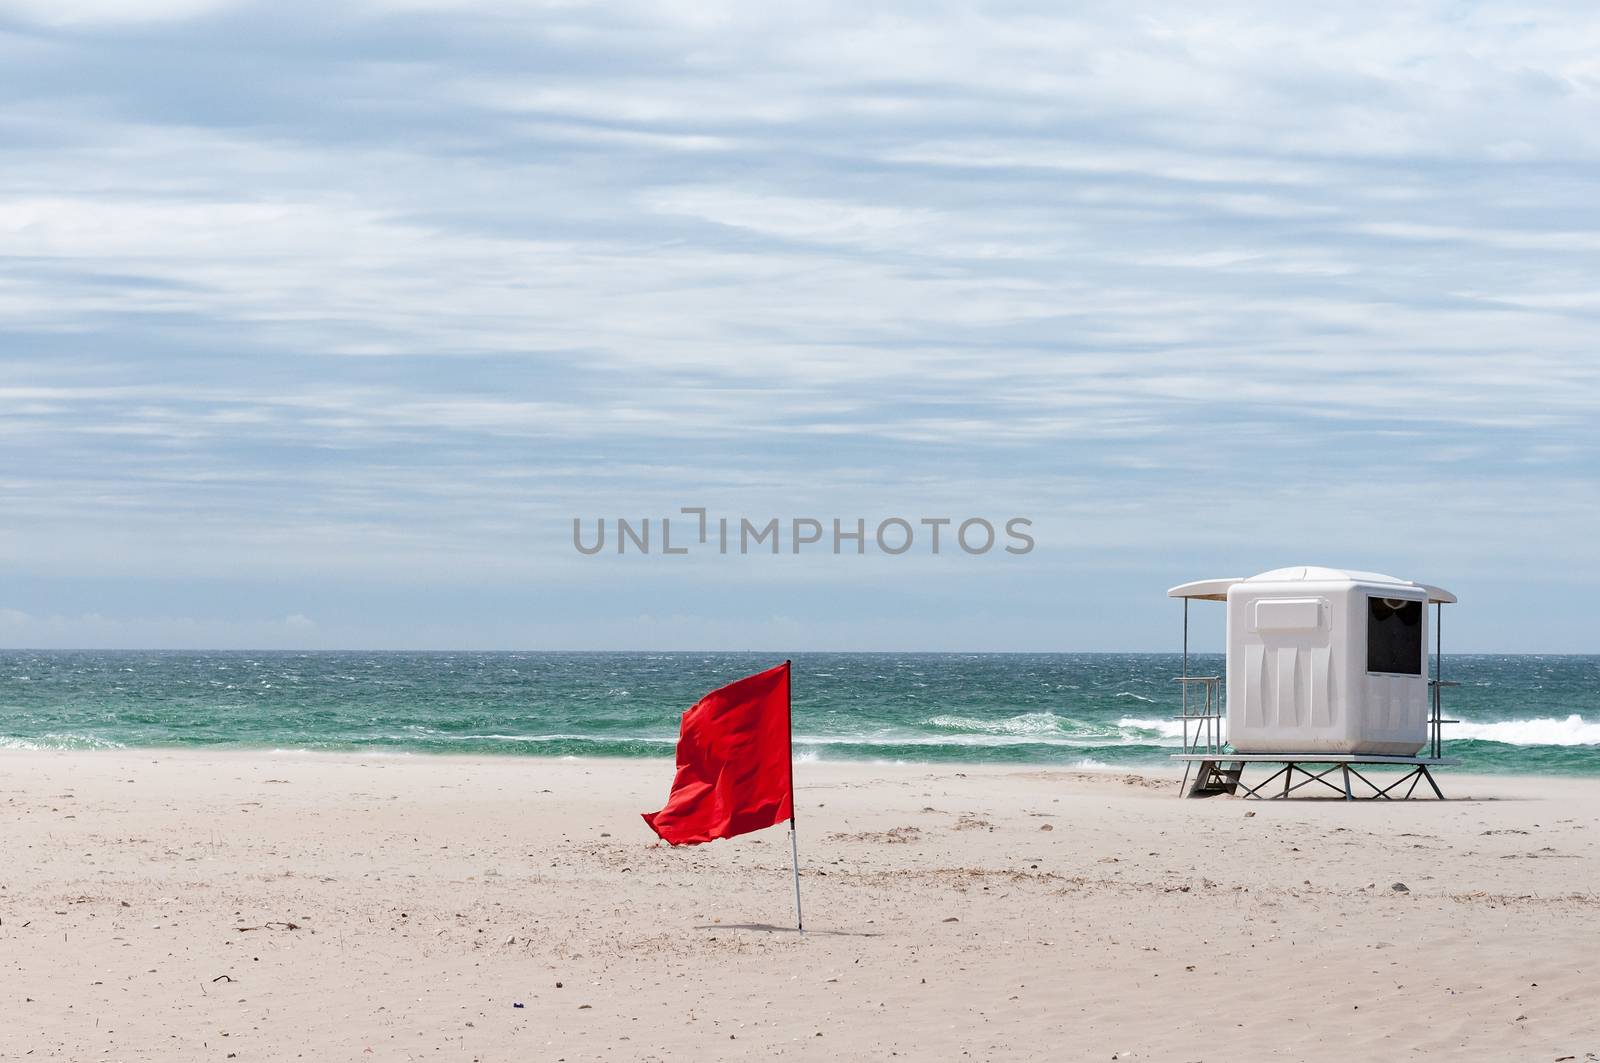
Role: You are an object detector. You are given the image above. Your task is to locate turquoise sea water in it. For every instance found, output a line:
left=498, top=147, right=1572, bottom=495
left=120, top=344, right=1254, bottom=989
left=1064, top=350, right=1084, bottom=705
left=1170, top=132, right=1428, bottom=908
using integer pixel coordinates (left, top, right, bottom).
left=1, top=651, right=1597, bottom=775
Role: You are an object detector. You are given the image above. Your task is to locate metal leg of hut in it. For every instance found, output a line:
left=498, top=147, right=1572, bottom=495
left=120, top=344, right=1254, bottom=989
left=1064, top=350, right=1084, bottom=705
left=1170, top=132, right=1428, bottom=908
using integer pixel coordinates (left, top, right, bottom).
left=1212, top=758, right=1451, bottom=800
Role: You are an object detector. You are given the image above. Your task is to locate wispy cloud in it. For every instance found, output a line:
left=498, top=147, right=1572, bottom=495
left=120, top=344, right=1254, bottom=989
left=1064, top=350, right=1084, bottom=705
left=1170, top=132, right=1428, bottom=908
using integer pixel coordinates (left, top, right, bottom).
left=0, top=0, right=242, bottom=27
left=1, top=0, right=1597, bottom=648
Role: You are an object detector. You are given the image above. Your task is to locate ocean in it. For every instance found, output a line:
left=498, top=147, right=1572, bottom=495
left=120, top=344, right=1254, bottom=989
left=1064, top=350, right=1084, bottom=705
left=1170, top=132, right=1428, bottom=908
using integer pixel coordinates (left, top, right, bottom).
left=1, top=650, right=1597, bottom=775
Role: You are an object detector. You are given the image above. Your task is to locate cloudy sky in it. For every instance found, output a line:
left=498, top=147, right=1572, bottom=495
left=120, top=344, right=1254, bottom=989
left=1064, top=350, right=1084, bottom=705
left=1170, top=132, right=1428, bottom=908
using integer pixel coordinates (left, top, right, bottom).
left=2, top=0, right=1597, bottom=651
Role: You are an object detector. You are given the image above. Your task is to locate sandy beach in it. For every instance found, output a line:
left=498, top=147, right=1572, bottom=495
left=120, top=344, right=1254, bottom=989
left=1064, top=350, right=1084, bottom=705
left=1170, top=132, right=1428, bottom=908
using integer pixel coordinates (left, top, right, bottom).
left=2, top=750, right=1597, bottom=1061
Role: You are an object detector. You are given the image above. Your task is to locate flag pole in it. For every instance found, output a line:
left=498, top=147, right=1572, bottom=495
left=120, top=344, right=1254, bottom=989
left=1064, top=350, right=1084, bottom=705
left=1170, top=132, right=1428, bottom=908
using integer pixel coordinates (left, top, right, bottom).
left=786, top=658, right=803, bottom=933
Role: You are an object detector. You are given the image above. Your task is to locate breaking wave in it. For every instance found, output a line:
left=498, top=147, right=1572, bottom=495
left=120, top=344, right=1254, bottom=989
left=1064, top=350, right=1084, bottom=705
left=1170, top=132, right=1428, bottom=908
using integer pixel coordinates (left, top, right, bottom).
left=920, top=712, right=1184, bottom=746
left=0, top=733, right=126, bottom=751
left=1452, top=715, right=1600, bottom=747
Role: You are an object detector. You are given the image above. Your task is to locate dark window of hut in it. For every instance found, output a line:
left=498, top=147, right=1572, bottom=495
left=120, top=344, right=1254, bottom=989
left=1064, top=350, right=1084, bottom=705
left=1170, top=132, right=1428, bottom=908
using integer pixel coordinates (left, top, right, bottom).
left=1366, top=596, right=1423, bottom=676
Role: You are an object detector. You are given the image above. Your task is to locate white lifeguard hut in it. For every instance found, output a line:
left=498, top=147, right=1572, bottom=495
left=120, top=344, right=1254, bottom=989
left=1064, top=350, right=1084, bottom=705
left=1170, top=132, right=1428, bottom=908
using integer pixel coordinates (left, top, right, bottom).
left=1167, top=566, right=1458, bottom=799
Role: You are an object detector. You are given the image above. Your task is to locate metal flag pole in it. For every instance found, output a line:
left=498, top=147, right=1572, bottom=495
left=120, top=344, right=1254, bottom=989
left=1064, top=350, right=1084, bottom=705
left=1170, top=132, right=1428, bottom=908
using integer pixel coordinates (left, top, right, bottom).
left=786, top=658, right=803, bottom=933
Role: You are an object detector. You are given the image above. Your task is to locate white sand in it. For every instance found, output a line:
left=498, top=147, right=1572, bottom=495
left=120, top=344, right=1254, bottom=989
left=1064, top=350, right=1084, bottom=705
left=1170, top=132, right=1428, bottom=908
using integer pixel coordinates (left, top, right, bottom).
left=2, top=749, right=1597, bottom=1061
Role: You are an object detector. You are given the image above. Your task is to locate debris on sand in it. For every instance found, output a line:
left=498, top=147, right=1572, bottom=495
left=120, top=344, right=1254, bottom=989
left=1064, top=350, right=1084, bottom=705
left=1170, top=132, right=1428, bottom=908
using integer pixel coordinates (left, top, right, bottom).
left=829, top=826, right=922, bottom=844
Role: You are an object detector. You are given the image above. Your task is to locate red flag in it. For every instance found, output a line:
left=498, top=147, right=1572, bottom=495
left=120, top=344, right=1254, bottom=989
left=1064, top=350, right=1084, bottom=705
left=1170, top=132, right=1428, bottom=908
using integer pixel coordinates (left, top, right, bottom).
left=642, top=661, right=793, bottom=846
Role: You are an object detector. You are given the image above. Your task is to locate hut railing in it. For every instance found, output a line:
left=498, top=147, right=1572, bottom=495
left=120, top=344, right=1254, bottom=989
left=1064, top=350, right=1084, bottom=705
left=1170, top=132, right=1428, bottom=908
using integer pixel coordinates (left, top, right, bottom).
left=1172, top=674, right=1224, bottom=756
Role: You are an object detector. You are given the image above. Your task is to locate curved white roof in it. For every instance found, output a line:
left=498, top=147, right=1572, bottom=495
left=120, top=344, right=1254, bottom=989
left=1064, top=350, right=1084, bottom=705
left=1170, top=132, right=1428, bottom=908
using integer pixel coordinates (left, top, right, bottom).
left=1247, top=565, right=1409, bottom=586
left=1166, top=577, right=1242, bottom=602
left=1170, top=566, right=1456, bottom=603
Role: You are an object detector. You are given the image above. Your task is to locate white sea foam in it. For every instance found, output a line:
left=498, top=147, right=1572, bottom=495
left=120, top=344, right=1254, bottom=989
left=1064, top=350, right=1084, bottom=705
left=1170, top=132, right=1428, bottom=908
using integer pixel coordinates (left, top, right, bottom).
left=924, top=711, right=1077, bottom=737
left=1116, top=714, right=1599, bottom=748
left=826, top=712, right=1185, bottom=747
left=453, top=714, right=1598, bottom=752
left=453, top=733, right=677, bottom=745
left=815, top=734, right=1100, bottom=747
left=1, top=733, right=126, bottom=751
left=1452, top=715, right=1600, bottom=746
left=1116, top=717, right=1192, bottom=741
